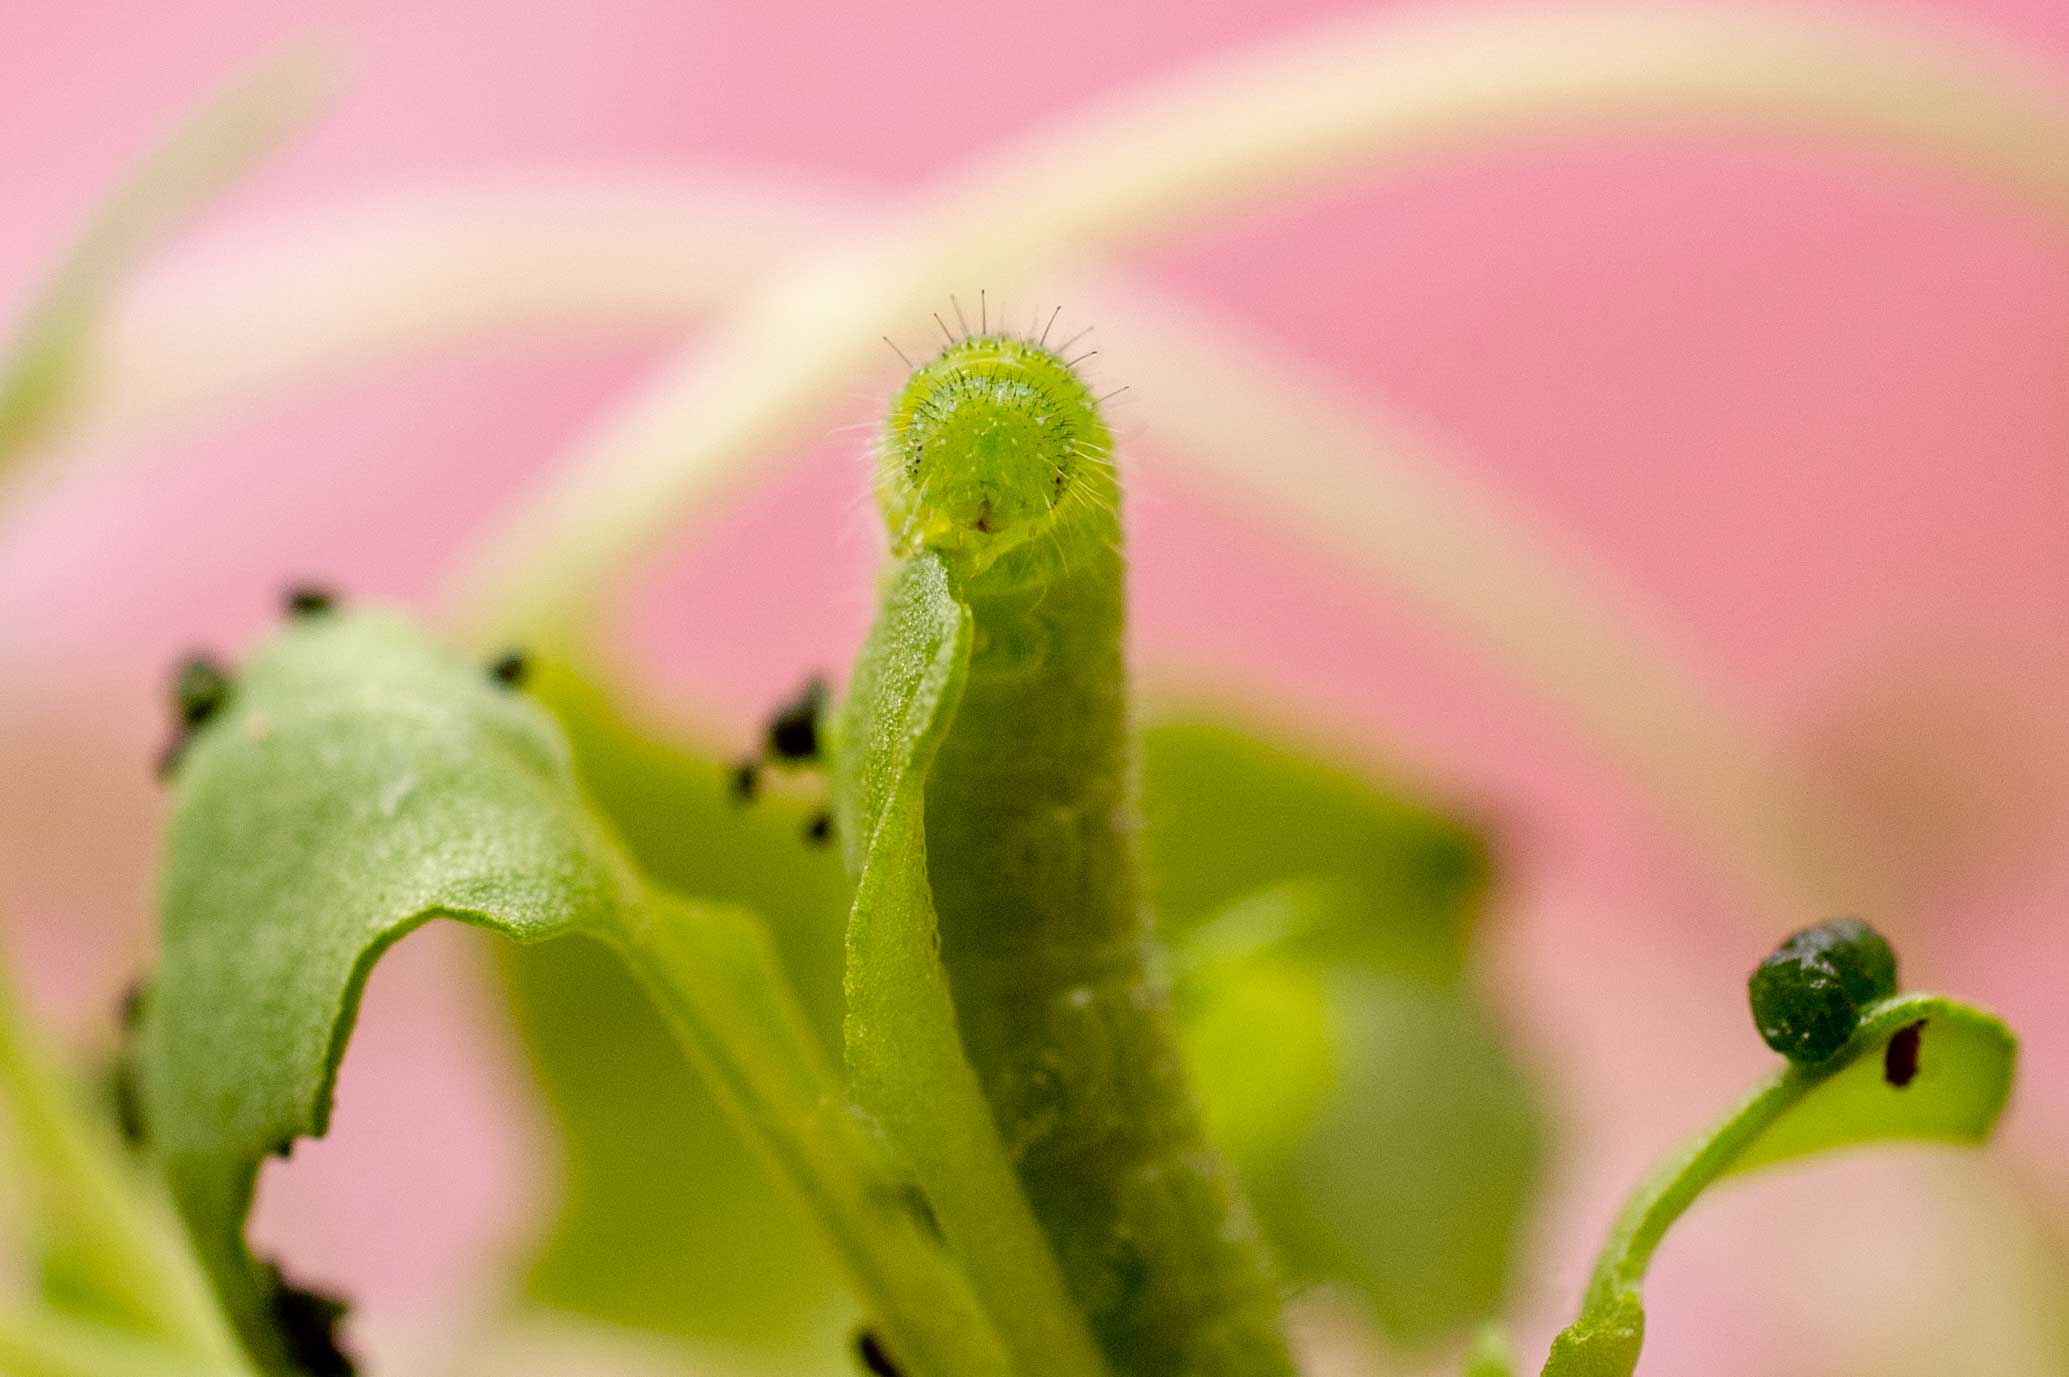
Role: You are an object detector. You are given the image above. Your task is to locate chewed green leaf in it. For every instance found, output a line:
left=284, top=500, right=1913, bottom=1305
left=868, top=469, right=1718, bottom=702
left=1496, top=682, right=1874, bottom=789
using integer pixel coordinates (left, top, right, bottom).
left=1141, top=717, right=1489, bottom=983
left=144, top=610, right=1019, bottom=1377
left=143, top=611, right=639, bottom=1366
left=836, top=552, right=1109, bottom=1377
left=1543, top=991, right=2015, bottom=1376
left=1728, top=994, right=2015, bottom=1175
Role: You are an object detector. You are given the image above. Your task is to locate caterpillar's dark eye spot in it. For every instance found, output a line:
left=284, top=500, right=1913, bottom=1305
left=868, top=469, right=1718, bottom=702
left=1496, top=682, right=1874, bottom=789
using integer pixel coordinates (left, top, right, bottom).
left=767, top=676, right=827, bottom=762
left=283, top=584, right=338, bottom=618
left=729, top=759, right=760, bottom=804
left=855, top=1328, right=902, bottom=1377
left=1748, top=917, right=1900, bottom=1063
left=803, top=810, right=834, bottom=847
left=486, top=649, right=529, bottom=688
left=1884, top=1019, right=1926, bottom=1087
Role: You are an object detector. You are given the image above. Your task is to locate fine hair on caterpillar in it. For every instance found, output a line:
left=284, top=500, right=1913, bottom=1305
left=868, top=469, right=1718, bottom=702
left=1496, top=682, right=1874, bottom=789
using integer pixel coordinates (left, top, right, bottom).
left=877, top=300, right=1119, bottom=590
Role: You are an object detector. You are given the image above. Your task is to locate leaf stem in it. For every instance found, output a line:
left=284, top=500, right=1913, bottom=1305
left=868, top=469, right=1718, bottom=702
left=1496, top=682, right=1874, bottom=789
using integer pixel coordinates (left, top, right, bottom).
left=1577, top=1066, right=1805, bottom=1317
left=602, top=899, right=1018, bottom=1377
left=1551, top=992, right=2014, bottom=1374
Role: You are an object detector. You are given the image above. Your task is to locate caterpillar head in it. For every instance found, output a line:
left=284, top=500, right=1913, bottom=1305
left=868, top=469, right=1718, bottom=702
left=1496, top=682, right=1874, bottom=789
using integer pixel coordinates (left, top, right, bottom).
left=878, top=332, right=1114, bottom=584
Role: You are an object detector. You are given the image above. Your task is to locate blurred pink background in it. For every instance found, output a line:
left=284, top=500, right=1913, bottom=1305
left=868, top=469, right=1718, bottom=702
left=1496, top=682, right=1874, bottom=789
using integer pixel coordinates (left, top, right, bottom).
left=2, top=1, right=2066, bottom=1373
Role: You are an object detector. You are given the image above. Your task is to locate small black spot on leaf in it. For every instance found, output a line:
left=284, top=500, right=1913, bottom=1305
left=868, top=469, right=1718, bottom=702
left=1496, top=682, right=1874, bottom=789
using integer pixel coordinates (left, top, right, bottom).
left=284, top=584, right=338, bottom=618
left=803, top=810, right=834, bottom=847
left=110, top=979, right=149, bottom=1144
left=486, top=649, right=529, bottom=689
left=1884, top=1019, right=1926, bottom=1088
left=855, top=1328, right=902, bottom=1377
left=116, top=980, right=147, bottom=1032
left=730, top=759, right=760, bottom=804
left=159, top=654, right=233, bottom=780
left=110, top=1063, right=146, bottom=1146
left=171, top=654, right=232, bottom=727
left=767, top=676, right=828, bottom=762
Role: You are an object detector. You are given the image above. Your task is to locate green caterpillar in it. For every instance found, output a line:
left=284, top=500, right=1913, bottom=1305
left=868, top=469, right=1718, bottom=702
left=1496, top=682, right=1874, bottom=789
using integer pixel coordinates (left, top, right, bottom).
left=860, top=320, right=1294, bottom=1375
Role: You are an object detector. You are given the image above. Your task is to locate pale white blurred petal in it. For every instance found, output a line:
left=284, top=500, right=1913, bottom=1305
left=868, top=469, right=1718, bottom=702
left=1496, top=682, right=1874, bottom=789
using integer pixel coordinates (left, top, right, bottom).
left=0, top=38, right=337, bottom=468
left=72, top=174, right=854, bottom=447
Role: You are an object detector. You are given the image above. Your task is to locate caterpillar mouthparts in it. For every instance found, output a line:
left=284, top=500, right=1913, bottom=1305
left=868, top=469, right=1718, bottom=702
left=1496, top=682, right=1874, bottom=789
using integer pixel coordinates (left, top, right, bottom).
left=877, top=324, right=1114, bottom=585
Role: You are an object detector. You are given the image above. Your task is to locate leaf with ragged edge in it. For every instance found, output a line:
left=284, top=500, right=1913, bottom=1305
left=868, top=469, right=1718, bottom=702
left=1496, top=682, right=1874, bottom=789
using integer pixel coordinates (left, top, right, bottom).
left=1140, top=717, right=1490, bottom=984
left=142, top=612, right=637, bottom=1370
left=1542, top=993, right=2016, bottom=1377
left=141, top=610, right=1015, bottom=1377
left=832, top=551, right=1110, bottom=1377
left=505, top=663, right=853, bottom=1349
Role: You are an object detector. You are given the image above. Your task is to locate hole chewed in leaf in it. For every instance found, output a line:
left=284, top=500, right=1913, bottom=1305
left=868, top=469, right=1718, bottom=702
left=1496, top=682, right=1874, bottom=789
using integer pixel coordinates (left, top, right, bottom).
left=265, top=1262, right=357, bottom=1377
left=1884, top=1019, right=1926, bottom=1088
